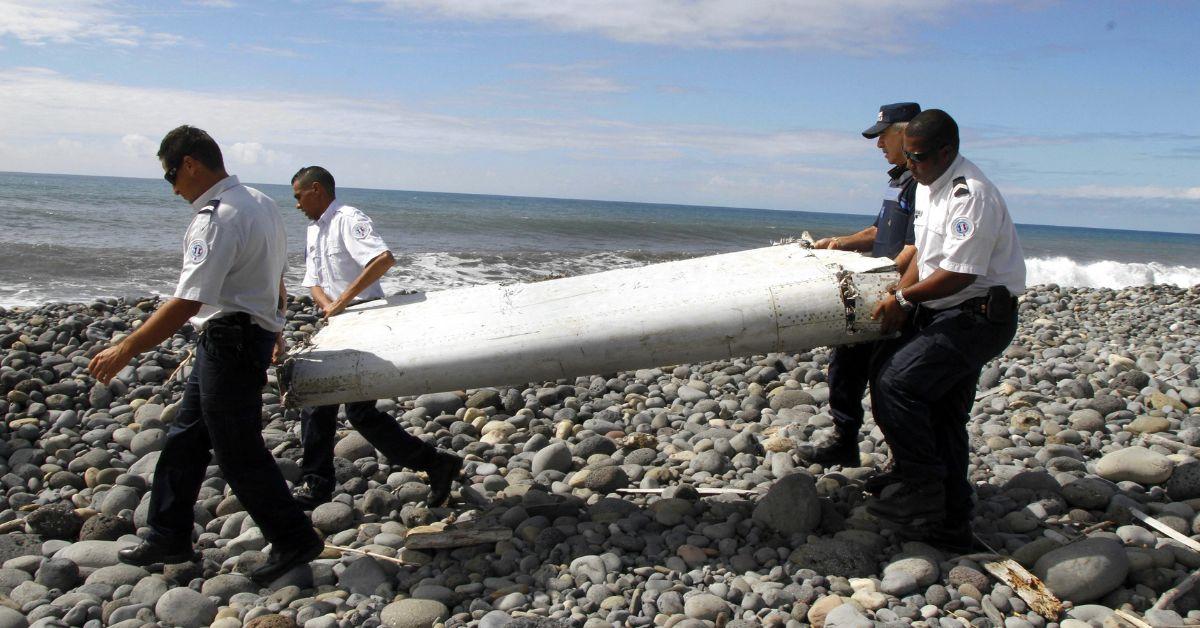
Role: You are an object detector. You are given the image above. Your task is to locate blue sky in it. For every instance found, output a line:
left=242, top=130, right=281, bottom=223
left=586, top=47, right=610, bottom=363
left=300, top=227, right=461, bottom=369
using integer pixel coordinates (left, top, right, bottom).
left=1, top=0, right=1197, bottom=233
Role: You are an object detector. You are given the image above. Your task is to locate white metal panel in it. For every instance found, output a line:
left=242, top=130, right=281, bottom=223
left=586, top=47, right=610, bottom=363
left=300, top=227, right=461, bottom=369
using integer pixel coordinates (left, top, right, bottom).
left=283, top=244, right=897, bottom=407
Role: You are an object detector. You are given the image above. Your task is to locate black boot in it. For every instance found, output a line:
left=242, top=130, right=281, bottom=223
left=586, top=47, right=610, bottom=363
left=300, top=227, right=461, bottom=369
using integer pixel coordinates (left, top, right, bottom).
left=249, top=535, right=323, bottom=587
left=805, top=426, right=860, bottom=467
left=863, top=469, right=901, bottom=496
left=867, top=480, right=946, bottom=525
left=118, top=540, right=196, bottom=566
left=425, top=451, right=463, bottom=507
left=292, top=479, right=333, bottom=510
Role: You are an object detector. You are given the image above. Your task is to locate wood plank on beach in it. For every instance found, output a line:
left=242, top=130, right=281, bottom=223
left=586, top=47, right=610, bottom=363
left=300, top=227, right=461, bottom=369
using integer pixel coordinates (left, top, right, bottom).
left=404, top=524, right=512, bottom=550
left=616, top=487, right=758, bottom=495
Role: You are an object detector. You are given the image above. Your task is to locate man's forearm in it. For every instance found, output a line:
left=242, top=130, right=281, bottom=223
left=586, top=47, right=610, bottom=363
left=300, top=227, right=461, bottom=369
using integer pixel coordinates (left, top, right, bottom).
left=901, top=268, right=976, bottom=304
left=309, top=286, right=333, bottom=311
left=831, top=226, right=877, bottom=252
left=337, top=251, right=395, bottom=305
left=893, top=245, right=917, bottom=277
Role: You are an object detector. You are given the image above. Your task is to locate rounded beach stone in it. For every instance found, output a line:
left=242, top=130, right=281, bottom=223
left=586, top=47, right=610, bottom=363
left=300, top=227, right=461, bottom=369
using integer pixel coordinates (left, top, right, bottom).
left=531, top=442, right=572, bottom=475
left=683, top=592, right=729, bottom=620
left=334, top=432, right=376, bottom=461
left=752, top=471, right=820, bottom=535
left=380, top=598, right=448, bottom=628
left=1095, top=447, right=1172, bottom=484
left=155, top=586, right=218, bottom=628
left=1033, top=537, right=1129, bottom=603
left=311, top=502, right=354, bottom=534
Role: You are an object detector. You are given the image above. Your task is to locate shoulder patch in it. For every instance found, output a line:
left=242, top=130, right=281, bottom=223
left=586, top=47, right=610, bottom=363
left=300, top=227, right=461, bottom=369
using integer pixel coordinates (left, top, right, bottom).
left=952, top=176, right=970, bottom=198
left=951, top=217, right=973, bottom=239
left=199, top=199, right=220, bottom=214
left=187, top=238, right=209, bottom=264
left=350, top=221, right=372, bottom=240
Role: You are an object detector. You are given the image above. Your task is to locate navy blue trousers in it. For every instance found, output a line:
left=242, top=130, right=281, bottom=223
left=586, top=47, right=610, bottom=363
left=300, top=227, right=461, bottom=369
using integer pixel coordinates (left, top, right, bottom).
left=827, top=340, right=879, bottom=433
left=870, top=305, right=1017, bottom=522
left=147, top=319, right=317, bottom=551
left=300, top=400, right=434, bottom=489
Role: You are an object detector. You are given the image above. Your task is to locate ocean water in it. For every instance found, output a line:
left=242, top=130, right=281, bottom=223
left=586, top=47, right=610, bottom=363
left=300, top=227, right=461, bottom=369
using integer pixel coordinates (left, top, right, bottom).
left=1, top=171, right=1198, bottom=307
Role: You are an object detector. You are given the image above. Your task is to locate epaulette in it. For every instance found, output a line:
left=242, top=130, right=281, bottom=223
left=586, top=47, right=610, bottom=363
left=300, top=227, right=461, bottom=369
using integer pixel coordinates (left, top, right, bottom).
left=199, top=199, right=220, bottom=214
left=952, top=176, right=970, bottom=198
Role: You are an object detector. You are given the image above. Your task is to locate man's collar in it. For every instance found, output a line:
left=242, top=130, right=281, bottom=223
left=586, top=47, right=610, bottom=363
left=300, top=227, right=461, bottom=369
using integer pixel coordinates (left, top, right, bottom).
left=887, top=164, right=909, bottom=181
left=190, top=175, right=240, bottom=212
left=928, top=154, right=964, bottom=194
left=315, top=200, right=343, bottom=225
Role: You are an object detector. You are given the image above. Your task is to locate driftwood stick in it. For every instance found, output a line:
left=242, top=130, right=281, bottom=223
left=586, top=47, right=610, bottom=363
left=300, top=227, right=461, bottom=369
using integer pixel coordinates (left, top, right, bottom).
left=168, top=349, right=193, bottom=383
left=1152, top=566, right=1200, bottom=611
left=323, top=544, right=415, bottom=567
left=1113, top=609, right=1154, bottom=628
left=404, top=525, right=512, bottom=550
left=0, top=518, right=26, bottom=534
left=1131, top=509, right=1200, bottom=554
left=980, top=556, right=1063, bottom=620
left=616, top=487, right=757, bottom=495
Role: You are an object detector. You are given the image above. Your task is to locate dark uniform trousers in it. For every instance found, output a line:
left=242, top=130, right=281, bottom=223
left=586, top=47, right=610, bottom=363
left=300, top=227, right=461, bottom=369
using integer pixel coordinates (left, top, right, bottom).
left=827, top=341, right=879, bottom=433
left=869, top=302, right=1017, bottom=523
left=300, top=401, right=436, bottom=490
left=147, top=316, right=317, bottom=551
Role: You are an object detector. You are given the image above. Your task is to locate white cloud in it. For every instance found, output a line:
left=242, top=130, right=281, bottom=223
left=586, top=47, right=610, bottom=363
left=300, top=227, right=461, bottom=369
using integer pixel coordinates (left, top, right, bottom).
left=0, top=67, right=861, bottom=161
left=120, top=133, right=157, bottom=157
left=0, top=0, right=179, bottom=46
left=360, top=0, right=960, bottom=52
left=228, top=142, right=291, bottom=166
left=1010, top=185, right=1200, bottom=201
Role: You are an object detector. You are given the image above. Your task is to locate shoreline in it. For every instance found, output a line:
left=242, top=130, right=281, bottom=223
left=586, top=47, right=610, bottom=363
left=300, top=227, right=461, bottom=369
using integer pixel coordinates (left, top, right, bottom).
left=1, top=285, right=1199, bottom=627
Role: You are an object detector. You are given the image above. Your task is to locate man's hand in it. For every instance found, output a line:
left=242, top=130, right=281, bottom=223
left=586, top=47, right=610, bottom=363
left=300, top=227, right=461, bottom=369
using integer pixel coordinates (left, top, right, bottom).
left=88, top=343, right=135, bottom=385
left=323, top=297, right=348, bottom=319
left=871, top=295, right=911, bottom=334
left=813, top=237, right=839, bottom=250
left=271, top=332, right=288, bottom=364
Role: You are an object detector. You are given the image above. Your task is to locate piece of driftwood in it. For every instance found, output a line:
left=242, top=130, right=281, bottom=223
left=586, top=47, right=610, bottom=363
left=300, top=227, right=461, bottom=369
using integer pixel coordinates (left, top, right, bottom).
left=1130, top=509, right=1200, bottom=554
left=977, top=555, right=1063, bottom=620
left=404, top=525, right=512, bottom=550
left=323, top=544, right=414, bottom=567
left=1112, top=609, right=1155, bottom=628
left=1153, top=567, right=1200, bottom=612
left=168, top=349, right=193, bottom=383
left=0, top=518, right=26, bottom=534
left=616, top=487, right=757, bottom=495
left=1143, top=433, right=1200, bottom=455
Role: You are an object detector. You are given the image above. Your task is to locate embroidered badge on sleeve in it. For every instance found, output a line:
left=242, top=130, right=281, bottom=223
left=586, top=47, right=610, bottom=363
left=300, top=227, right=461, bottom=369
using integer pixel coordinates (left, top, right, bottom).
left=351, top=221, right=371, bottom=240
left=187, top=238, right=209, bottom=264
left=951, top=217, right=973, bottom=239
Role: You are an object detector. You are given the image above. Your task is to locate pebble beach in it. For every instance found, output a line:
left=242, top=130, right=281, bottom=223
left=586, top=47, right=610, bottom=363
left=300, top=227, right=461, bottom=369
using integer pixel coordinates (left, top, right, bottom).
left=1, top=284, right=1199, bottom=628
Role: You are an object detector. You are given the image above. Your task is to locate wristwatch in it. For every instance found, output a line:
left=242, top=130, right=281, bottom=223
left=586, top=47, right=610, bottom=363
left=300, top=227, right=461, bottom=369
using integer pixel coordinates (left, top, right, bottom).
left=894, top=288, right=916, bottom=313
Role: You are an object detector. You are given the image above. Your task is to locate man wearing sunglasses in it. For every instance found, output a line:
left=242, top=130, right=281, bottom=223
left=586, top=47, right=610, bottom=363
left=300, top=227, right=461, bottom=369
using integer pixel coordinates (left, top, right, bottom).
left=805, top=102, right=921, bottom=470
left=88, top=125, right=322, bottom=586
left=290, top=165, right=463, bottom=509
left=867, top=109, right=1025, bottom=551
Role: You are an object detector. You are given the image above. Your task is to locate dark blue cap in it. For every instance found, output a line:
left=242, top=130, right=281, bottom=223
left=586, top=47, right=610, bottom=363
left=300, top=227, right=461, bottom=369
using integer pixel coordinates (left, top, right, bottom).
left=862, top=102, right=921, bottom=138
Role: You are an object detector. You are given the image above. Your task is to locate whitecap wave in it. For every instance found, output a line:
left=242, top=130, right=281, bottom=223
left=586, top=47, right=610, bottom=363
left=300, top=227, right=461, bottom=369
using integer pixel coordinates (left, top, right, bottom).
left=1026, top=256, right=1200, bottom=289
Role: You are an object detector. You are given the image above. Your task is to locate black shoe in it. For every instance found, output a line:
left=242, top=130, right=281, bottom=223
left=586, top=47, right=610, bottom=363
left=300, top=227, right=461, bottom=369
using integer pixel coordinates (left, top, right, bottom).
left=292, top=480, right=332, bottom=510
left=118, top=540, right=196, bottom=566
left=863, top=470, right=901, bottom=496
left=806, top=437, right=860, bottom=467
left=426, top=451, right=463, bottom=507
left=867, top=480, right=946, bottom=525
left=919, top=520, right=985, bottom=554
left=249, top=536, right=323, bottom=587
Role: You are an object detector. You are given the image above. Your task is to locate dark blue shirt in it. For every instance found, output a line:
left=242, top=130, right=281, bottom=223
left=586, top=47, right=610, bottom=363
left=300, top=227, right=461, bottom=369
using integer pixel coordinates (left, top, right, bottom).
left=870, top=165, right=918, bottom=258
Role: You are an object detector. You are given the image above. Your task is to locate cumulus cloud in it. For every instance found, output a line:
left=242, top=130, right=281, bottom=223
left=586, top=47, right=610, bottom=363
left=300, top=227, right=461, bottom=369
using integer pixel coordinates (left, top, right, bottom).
left=0, top=0, right=179, bottom=46
left=228, top=142, right=291, bottom=166
left=0, top=67, right=860, bottom=161
left=120, top=133, right=157, bottom=158
left=359, top=0, right=961, bottom=52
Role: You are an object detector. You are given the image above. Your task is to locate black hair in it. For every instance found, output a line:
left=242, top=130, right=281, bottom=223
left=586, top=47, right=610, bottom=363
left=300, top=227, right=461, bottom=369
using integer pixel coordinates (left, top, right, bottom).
left=157, top=125, right=225, bottom=171
left=906, top=109, right=960, bottom=152
left=292, top=166, right=336, bottom=198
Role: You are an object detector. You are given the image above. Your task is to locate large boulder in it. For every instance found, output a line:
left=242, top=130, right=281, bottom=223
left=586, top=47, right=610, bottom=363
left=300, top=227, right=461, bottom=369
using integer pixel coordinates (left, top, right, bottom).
left=753, top=472, right=821, bottom=535
left=1033, top=537, right=1129, bottom=603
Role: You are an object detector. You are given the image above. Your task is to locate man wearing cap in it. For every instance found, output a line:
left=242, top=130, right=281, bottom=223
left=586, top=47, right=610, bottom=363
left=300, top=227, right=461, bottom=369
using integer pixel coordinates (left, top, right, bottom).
left=805, top=102, right=921, bottom=470
left=867, top=109, right=1025, bottom=550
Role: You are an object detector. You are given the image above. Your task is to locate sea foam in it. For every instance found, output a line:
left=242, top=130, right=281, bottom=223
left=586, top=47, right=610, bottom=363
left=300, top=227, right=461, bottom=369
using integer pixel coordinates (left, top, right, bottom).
left=1025, top=256, right=1200, bottom=289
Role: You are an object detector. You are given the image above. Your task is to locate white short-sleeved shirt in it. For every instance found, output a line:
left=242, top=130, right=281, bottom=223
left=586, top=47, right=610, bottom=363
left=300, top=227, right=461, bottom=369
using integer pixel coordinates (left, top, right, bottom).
left=913, top=154, right=1026, bottom=310
left=300, top=201, right=390, bottom=302
left=174, top=175, right=288, bottom=332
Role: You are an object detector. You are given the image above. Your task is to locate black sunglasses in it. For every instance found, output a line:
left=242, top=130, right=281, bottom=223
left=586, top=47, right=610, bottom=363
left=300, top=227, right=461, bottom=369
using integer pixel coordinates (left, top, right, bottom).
left=904, top=145, right=944, bottom=163
left=164, top=157, right=185, bottom=184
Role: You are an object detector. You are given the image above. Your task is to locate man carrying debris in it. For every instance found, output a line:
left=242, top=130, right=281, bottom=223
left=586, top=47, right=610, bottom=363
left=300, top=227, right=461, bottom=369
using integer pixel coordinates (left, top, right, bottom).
left=290, top=165, right=463, bottom=508
left=868, top=109, right=1025, bottom=550
left=806, top=102, right=921, bottom=469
